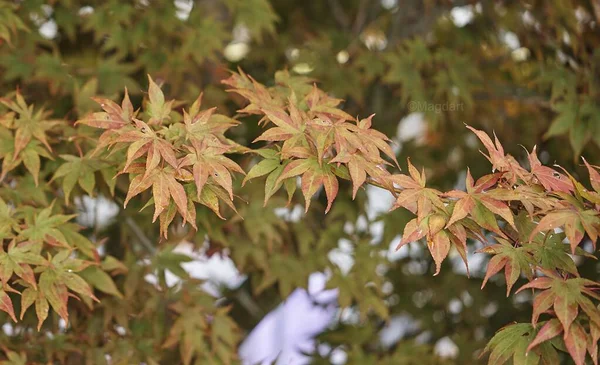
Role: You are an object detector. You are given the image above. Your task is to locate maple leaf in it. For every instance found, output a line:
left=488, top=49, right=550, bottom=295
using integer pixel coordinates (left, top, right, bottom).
left=146, top=75, right=173, bottom=125
left=20, top=286, right=49, bottom=330
left=331, top=151, right=391, bottom=199
left=0, top=240, right=45, bottom=289
left=276, top=157, right=339, bottom=213
left=33, top=250, right=97, bottom=327
left=114, top=118, right=178, bottom=175
left=182, top=95, right=238, bottom=148
left=178, top=141, right=245, bottom=201
left=444, top=170, right=515, bottom=235
left=516, top=276, right=600, bottom=333
left=427, top=229, right=451, bottom=276
left=17, top=205, right=76, bottom=248
left=466, top=125, right=528, bottom=184
left=583, top=157, right=600, bottom=193
left=0, top=91, right=62, bottom=159
left=0, top=280, right=18, bottom=323
left=387, top=159, right=445, bottom=222
left=0, top=134, right=53, bottom=185
left=162, top=305, right=237, bottom=365
left=51, top=153, right=110, bottom=204
left=527, top=145, right=574, bottom=192
left=479, top=238, right=534, bottom=296
left=483, top=321, right=561, bottom=365
left=528, top=207, right=600, bottom=253
left=77, top=88, right=135, bottom=129
left=123, top=165, right=195, bottom=228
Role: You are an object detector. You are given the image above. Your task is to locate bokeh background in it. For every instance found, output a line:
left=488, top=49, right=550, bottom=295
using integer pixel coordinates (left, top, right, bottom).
left=1, top=0, right=600, bottom=364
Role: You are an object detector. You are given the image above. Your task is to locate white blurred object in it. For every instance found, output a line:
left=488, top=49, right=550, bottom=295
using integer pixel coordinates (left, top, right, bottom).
left=224, top=43, right=250, bottom=62
left=450, top=6, right=475, bottom=27
left=397, top=113, right=426, bottom=144
left=434, top=336, right=459, bottom=359
left=239, top=273, right=338, bottom=365
left=144, top=242, right=246, bottom=296
left=75, top=195, right=120, bottom=229
left=336, top=50, right=349, bottom=64
left=174, top=0, right=193, bottom=21
left=381, top=0, right=398, bottom=10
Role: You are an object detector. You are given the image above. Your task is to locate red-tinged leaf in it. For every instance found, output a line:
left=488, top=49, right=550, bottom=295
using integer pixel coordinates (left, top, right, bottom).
left=528, top=146, right=573, bottom=192
left=466, top=125, right=503, bottom=163
left=529, top=210, right=579, bottom=246
left=428, top=230, right=450, bottom=276
left=474, top=173, right=503, bottom=192
left=516, top=278, right=554, bottom=293
left=583, top=157, right=600, bottom=192
left=504, top=258, right=521, bottom=296
left=124, top=173, right=155, bottom=208
left=166, top=176, right=191, bottom=228
left=152, top=173, right=169, bottom=222
left=156, top=140, right=178, bottom=169
left=387, top=174, right=421, bottom=190
left=261, top=107, right=300, bottom=133
left=205, top=159, right=235, bottom=200
left=191, top=160, right=210, bottom=199
left=300, top=168, right=324, bottom=212
left=564, top=322, right=588, bottom=365
left=17, top=264, right=36, bottom=289
left=322, top=170, right=338, bottom=213
left=481, top=255, right=508, bottom=289
left=253, top=127, right=294, bottom=142
left=554, top=294, right=578, bottom=333
left=406, top=158, right=425, bottom=187
left=531, top=290, right=556, bottom=326
left=466, top=125, right=528, bottom=183
left=527, top=319, right=563, bottom=352
left=591, top=322, right=600, bottom=365
left=392, top=188, right=421, bottom=214
left=0, top=288, right=16, bottom=322
left=348, top=160, right=367, bottom=199
left=447, top=195, right=475, bottom=227
left=144, top=143, right=160, bottom=178
left=564, top=217, right=585, bottom=254
left=396, top=218, right=427, bottom=250
left=478, top=197, right=516, bottom=229
left=76, top=112, right=125, bottom=129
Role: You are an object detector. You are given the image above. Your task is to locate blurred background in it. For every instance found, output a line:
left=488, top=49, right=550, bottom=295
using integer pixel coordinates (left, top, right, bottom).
left=1, top=0, right=600, bottom=364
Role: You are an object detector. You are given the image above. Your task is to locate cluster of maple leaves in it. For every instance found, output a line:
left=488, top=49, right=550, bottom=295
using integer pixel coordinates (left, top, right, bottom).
left=1, top=70, right=600, bottom=365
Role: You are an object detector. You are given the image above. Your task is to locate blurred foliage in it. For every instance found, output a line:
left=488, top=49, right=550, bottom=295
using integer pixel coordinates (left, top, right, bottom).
left=1, top=0, right=600, bottom=364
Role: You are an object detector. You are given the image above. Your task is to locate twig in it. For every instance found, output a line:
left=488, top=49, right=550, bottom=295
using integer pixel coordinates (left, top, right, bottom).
left=125, top=216, right=156, bottom=254
left=234, top=289, right=263, bottom=319
left=327, top=0, right=351, bottom=30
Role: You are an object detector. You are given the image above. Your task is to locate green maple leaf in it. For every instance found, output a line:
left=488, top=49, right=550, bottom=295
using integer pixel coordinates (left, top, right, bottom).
left=51, top=154, right=110, bottom=204
left=18, top=205, right=76, bottom=248
left=483, top=322, right=559, bottom=365
left=0, top=240, right=46, bottom=289
left=0, top=197, right=18, bottom=239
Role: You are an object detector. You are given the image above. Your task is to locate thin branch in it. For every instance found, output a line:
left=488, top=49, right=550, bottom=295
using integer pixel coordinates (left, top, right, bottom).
left=234, top=289, right=263, bottom=319
left=327, top=0, right=351, bottom=30
left=125, top=216, right=157, bottom=254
